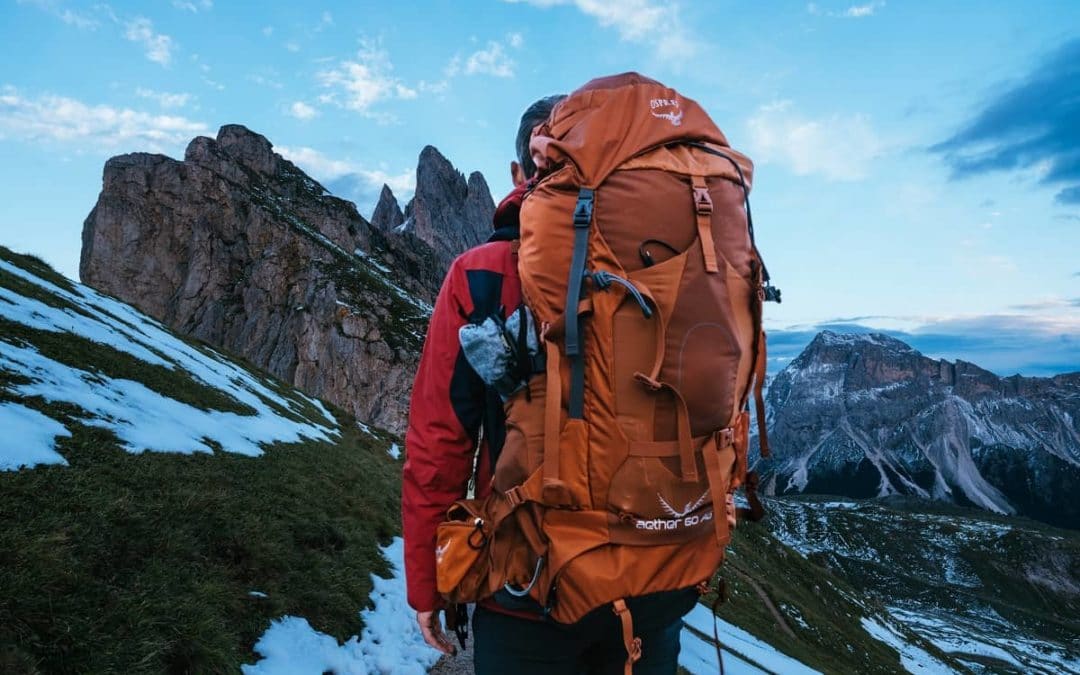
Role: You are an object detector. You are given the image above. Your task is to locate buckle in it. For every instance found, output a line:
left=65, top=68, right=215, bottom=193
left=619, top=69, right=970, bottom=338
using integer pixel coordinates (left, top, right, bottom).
left=715, top=427, right=735, bottom=448
left=692, top=186, right=713, bottom=215
left=504, top=486, right=524, bottom=507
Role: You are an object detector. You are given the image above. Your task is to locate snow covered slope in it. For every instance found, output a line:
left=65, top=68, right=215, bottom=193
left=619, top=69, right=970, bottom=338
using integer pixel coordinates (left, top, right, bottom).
left=759, top=331, right=1080, bottom=528
left=0, top=246, right=407, bottom=673
left=0, top=253, right=339, bottom=469
left=770, top=497, right=1080, bottom=674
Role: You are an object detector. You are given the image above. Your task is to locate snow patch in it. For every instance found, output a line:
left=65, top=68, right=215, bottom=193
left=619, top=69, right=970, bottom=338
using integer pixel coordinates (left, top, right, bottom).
left=681, top=604, right=820, bottom=674
left=388, top=443, right=400, bottom=460
left=860, top=616, right=953, bottom=674
left=243, top=537, right=441, bottom=675
left=0, top=401, right=71, bottom=469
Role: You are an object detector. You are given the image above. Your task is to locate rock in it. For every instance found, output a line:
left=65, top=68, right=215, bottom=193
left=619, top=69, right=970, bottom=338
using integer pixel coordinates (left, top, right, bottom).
left=80, top=124, right=495, bottom=434
left=371, top=184, right=405, bottom=233
left=758, top=330, right=1080, bottom=529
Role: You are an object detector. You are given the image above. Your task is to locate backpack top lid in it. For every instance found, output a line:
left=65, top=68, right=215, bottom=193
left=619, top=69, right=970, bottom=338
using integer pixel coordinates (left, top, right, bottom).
left=529, top=72, right=732, bottom=188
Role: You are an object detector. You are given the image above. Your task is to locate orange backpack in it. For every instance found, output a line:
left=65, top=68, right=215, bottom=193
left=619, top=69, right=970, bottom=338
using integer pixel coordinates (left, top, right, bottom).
left=435, top=72, right=778, bottom=670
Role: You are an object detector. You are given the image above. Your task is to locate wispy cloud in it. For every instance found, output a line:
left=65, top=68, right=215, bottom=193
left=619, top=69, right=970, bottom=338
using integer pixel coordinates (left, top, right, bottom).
left=172, top=0, right=212, bottom=12
left=769, top=311, right=1080, bottom=377
left=505, top=0, right=695, bottom=63
left=16, top=0, right=100, bottom=30
left=931, top=38, right=1080, bottom=206
left=464, top=40, right=516, bottom=78
left=277, top=145, right=415, bottom=213
left=286, top=101, right=318, bottom=120
left=316, top=41, right=417, bottom=122
left=0, top=86, right=207, bottom=152
left=807, top=1, right=886, bottom=18
left=746, top=100, right=882, bottom=180
left=124, top=17, right=175, bottom=66
left=135, top=88, right=191, bottom=109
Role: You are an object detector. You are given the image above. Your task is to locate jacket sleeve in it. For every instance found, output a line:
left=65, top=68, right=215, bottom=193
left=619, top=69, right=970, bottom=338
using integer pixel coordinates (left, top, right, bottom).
left=402, top=257, right=485, bottom=612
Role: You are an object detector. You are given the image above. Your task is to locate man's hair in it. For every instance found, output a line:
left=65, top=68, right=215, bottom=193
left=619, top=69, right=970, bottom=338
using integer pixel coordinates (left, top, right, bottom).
left=516, top=94, right=566, bottom=179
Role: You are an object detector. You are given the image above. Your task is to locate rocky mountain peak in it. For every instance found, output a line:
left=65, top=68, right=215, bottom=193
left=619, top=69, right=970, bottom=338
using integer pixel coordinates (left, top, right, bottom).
left=371, top=184, right=405, bottom=233
left=405, top=145, right=494, bottom=270
left=79, top=125, right=495, bottom=434
left=761, top=330, right=1080, bottom=529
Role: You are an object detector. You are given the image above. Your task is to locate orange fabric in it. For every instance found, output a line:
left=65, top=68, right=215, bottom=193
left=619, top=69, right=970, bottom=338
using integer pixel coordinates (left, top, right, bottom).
left=691, top=175, right=719, bottom=273
left=753, top=330, right=770, bottom=458
left=613, top=599, right=642, bottom=675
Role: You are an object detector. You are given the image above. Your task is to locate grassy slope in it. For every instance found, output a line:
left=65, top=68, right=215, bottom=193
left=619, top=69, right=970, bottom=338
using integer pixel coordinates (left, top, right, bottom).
left=701, top=517, right=963, bottom=674
left=0, top=247, right=403, bottom=674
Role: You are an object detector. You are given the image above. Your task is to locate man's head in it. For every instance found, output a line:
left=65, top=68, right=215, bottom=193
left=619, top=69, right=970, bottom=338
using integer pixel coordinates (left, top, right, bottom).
left=511, top=94, right=566, bottom=186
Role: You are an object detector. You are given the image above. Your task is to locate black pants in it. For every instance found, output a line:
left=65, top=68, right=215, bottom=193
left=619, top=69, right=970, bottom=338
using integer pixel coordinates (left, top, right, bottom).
left=472, top=589, right=698, bottom=675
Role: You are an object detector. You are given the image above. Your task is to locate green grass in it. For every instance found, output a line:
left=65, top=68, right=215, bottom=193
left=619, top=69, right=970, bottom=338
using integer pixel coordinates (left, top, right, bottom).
left=0, top=409, right=401, bottom=674
left=698, top=517, right=962, bottom=674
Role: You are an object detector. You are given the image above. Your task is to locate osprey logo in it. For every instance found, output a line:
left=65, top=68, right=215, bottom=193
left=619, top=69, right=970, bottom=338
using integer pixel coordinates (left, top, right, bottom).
left=650, top=97, right=684, bottom=127
left=435, top=540, right=451, bottom=564
left=658, top=490, right=710, bottom=519
left=634, top=490, right=713, bottom=531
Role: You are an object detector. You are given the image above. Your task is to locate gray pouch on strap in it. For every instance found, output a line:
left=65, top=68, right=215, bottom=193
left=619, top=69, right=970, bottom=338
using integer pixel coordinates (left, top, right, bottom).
left=459, top=306, right=541, bottom=400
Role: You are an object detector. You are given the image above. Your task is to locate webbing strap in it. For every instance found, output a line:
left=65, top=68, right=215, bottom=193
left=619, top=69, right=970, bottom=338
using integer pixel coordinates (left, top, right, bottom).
left=566, top=188, right=594, bottom=419
left=753, top=330, right=770, bottom=458
left=543, top=339, right=562, bottom=486
left=612, top=599, right=642, bottom=675
left=691, top=175, right=719, bottom=273
left=701, top=433, right=732, bottom=547
left=633, top=374, right=697, bottom=483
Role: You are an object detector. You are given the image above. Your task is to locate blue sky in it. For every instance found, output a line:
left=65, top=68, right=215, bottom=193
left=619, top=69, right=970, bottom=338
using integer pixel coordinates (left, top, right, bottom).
left=1, top=0, right=1078, bottom=375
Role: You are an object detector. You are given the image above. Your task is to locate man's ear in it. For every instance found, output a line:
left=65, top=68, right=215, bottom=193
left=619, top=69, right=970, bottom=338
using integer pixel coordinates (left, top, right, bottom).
left=510, top=161, right=526, bottom=187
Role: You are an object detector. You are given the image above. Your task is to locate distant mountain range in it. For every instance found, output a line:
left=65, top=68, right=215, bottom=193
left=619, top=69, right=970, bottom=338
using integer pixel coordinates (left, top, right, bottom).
left=759, top=331, right=1080, bottom=529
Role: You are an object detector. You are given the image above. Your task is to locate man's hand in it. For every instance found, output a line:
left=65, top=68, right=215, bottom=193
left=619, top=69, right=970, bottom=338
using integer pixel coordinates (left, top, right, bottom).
left=417, top=609, right=457, bottom=656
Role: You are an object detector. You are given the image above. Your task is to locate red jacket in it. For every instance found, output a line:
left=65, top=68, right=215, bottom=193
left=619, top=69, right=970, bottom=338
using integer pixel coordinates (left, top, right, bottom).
left=402, top=184, right=529, bottom=612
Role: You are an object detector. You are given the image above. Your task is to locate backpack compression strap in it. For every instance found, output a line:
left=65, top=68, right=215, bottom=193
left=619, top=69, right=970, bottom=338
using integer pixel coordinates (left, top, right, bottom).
left=565, top=188, right=594, bottom=419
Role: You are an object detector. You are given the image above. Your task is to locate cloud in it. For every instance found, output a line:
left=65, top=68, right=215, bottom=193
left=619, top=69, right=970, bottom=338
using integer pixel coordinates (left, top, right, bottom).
left=930, top=39, right=1080, bottom=207
left=124, top=17, right=175, bottom=66
left=287, top=101, right=318, bottom=120
left=465, top=41, right=515, bottom=78
left=277, top=145, right=415, bottom=214
left=135, top=88, right=191, bottom=109
left=769, top=312, right=1080, bottom=377
left=16, top=0, right=100, bottom=29
left=746, top=100, right=882, bottom=180
left=317, top=41, right=417, bottom=120
left=284, top=41, right=301, bottom=52
left=172, top=0, right=212, bottom=12
left=505, top=0, right=694, bottom=63
left=807, top=1, right=885, bottom=18
left=0, top=87, right=207, bottom=152
left=261, top=25, right=273, bottom=37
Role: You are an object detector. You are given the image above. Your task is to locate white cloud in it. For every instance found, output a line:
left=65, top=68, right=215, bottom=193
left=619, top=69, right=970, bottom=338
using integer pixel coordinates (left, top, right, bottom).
left=746, top=100, right=882, bottom=181
left=508, top=32, right=524, bottom=48
left=124, top=17, right=175, bottom=66
left=285, top=41, right=301, bottom=53
left=172, top=0, right=213, bottom=12
left=465, top=41, right=515, bottom=78
left=135, top=88, right=191, bottom=109
left=844, top=1, right=884, bottom=17
left=316, top=41, right=416, bottom=119
left=808, top=1, right=886, bottom=18
left=17, top=0, right=99, bottom=29
left=277, top=145, right=415, bottom=202
left=506, top=0, right=694, bottom=62
left=0, top=87, right=207, bottom=152
left=262, top=25, right=273, bottom=36
left=287, top=101, right=318, bottom=120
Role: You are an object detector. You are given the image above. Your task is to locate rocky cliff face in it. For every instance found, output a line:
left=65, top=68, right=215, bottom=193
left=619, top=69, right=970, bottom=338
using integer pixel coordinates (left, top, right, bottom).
left=759, top=331, right=1080, bottom=528
left=80, top=124, right=495, bottom=433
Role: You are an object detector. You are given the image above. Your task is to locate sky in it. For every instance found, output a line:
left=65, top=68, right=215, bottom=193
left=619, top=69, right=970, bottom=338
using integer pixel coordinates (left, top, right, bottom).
left=0, top=0, right=1077, bottom=376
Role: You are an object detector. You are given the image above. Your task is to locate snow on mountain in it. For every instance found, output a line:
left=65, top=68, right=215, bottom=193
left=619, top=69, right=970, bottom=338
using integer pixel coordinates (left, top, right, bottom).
left=759, top=330, right=1080, bottom=528
left=769, top=498, right=1080, bottom=674
left=0, top=255, right=338, bottom=470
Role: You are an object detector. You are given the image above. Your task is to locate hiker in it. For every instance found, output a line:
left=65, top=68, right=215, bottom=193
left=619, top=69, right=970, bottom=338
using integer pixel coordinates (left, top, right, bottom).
left=404, top=73, right=776, bottom=674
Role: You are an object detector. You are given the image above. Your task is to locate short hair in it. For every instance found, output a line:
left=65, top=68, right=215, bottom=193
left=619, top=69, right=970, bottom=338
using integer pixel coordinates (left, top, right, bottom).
left=516, top=94, right=566, bottom=179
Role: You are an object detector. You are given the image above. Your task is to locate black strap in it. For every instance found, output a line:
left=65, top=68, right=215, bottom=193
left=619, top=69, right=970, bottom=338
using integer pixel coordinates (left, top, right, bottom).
left=566, top=188, right=593, bottom=419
